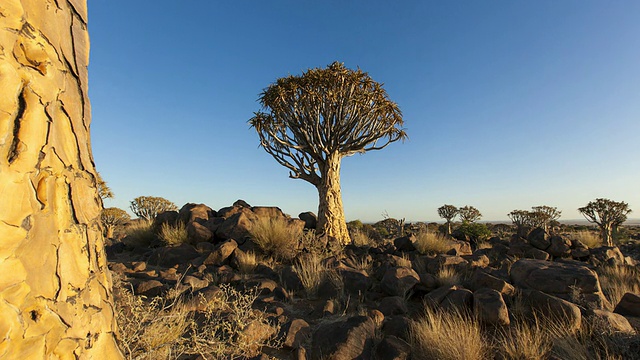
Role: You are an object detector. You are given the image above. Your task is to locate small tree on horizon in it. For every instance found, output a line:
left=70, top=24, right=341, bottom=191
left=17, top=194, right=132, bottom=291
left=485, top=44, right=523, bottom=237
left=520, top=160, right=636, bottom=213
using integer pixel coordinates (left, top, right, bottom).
left=508, top=210, right=532, bottom=237
left=530, top=205, right=561, bottom=233
left=250, top=62, right=406, bottom=245
left=459, top=206, right=482, bottom=223
left=437, top=204, right=459, bottom=235
left=578, top=198, right=631, bottom=246
left=130, top=196, right=178, bottom=222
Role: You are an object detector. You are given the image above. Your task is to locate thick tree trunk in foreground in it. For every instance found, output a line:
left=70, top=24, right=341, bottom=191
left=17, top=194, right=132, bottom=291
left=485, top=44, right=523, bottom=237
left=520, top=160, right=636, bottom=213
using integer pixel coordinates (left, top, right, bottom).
left=0, top=1, right=122, bottom=358
left=316, top=154, right=350, bottom=245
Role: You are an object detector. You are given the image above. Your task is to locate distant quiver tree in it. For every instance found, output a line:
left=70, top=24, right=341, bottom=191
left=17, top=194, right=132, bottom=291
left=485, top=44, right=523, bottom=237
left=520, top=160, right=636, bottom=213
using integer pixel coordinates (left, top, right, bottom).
left=250, top=62, right=406, bottom=244
left=130, top=196, right=178, bottom=221
left=101, top=207, right=130, bottom=238
left=530, top=205, right=561, bottom=233
left=578, top=198, right=631, bottom=247
left=437, top=205, right=459, bottom=234
left=459, top=206, right=482, bottom=223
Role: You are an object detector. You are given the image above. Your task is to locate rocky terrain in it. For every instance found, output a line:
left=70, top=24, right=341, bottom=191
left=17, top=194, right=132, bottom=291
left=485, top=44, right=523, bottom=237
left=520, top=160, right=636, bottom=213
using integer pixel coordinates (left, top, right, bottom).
left=106, top=200, right=640, bottom=359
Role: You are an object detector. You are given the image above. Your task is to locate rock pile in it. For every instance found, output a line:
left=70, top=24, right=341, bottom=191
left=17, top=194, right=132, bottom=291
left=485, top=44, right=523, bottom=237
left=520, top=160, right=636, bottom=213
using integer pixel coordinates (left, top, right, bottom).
left=107, top=206, right=640, bottom=359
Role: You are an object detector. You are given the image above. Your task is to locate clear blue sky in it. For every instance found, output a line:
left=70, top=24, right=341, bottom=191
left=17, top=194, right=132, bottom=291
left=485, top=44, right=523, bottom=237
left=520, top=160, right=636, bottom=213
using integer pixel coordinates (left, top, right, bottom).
left=88, top=1, right=640, bottom=222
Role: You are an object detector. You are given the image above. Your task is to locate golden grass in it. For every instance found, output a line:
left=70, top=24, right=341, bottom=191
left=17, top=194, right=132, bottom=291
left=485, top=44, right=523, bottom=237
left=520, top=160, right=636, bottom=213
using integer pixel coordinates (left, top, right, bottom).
left=597, top=265, right=640, bottom=311
left=123, top=219, right=157, bottom=247
left=436, top=266, right=462, bottom=288
left=571, top=230, right=602, bottom=248
left=410, top=307, right=487, bottom=360
left=351, top=229, right=374, bottom=247
left=113, top=273, right=278, bottom=359
left=293, top=252, right=326, bottom=298
left=158, top=221, right=188, bottom=246
left=249, top=217, right=302, bottom=261
left=414, top=231, right=452, bottom=255
left=235, top=250, right=258, bottom=274
left=497, top=317, right=551, bottom=360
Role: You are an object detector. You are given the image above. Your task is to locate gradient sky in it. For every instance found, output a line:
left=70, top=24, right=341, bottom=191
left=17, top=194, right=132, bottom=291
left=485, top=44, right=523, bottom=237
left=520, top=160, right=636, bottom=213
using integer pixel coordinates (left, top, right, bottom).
left=88, top=1, right=640, bottom=222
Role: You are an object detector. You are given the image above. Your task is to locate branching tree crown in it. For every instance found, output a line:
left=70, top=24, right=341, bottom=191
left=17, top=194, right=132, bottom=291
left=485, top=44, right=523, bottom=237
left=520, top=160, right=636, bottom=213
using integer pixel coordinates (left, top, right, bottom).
left=130, top=196, right=178, bottom=221
left=578, top=198, right=631, bottom=246
left=437, top=204, right=459, bottom=234
left=459, top=206, right=482, bottom=223
left=250, top=62, right=406, bottom=244
left=96, top=172, right=113, bottom=200
left=530, top=205, right=561, bottom=232
left=101, top=207, right=130, bottom=238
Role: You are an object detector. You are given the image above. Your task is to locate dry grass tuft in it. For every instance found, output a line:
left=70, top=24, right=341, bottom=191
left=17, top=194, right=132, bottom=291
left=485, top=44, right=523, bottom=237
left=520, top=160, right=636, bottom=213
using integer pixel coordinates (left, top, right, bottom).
left=571, top=230, right=602, bottom=248
left=113, top=273, right=278, bottom=359
left=235, top=250, right=258, bottom=274
left=497, top=317, right=551, bottom=360
left=414, top=231, right=452, bottom=255
left=123, top=219, right=157, bottom=247
left=597, top=265, right=640, bottom=311
left=158, top=221, right=188, bottom=246
left=351, top=229, right=374, bottom=247
left=293, top=252, right=327, bottom=298
left=436, top=266, right=462, bottom=287
left=250, top=217, right=302, bottom=261
left=410, top=307, right=487, bottom=360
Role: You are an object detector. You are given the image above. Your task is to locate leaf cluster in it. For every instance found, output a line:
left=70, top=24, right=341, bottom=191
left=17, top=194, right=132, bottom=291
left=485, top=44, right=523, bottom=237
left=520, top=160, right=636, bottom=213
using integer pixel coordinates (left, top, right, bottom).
left=250, top=62, right=406, bottom=185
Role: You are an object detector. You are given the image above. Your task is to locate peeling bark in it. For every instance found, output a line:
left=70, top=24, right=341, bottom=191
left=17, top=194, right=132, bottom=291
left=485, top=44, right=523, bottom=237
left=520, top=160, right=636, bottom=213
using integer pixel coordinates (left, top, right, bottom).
left=0, top=1, right=122, bottom=358
left=315, top=153, right=350, bottom=245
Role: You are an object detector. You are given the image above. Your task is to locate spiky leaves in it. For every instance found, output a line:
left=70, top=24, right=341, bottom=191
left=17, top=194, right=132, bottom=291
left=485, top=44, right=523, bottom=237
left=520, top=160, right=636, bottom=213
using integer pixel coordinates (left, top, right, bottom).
left=250, top=62, right=406, bottom=244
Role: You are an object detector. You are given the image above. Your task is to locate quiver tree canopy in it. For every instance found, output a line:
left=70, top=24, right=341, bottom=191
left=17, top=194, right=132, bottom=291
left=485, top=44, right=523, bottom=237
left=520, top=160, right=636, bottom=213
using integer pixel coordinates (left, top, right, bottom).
left=250, top=62, right=406, bottom=244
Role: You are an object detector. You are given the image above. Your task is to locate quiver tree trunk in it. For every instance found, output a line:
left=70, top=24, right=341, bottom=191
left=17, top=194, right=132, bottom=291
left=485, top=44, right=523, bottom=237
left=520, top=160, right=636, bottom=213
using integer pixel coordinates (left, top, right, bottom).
left=315, top=154, right=350, bottom=245
left=0, top=1, right=122, bottom=358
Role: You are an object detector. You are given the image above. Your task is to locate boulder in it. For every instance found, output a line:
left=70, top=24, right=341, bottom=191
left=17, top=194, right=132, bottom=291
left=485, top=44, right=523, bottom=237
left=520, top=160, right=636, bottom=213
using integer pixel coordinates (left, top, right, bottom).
left=528, top=227, right=550, bottom=250
left=470, top=269, right=515, bottom=295
left=380, top=267, right=420, bottom=297
left=614, top=293, right=640, bottom=317
left=591, top=309, right=634, bottom=333
left=311, top=316, right=376, bottom=360
left=381, top=316, right=412, bottom=341
left=215, top=208, right=258, bottom=241
left=339, top=267, right=372, bottom=296
left=510, top=259, right=607, bottom=309
left=299, top=212, right=318, bottom=229
left=148, top=244, right=200, bottom=267
left=203, top=239, right=238, bottom=266
left=508, top=241, right=550, bottom=260
left=527, top=290, right=582, bottom=332
left=547, top=235, right=572, bottom=258
left=375, top=336, right=411, bottom=360
left=178, top=203, right=215, bottom=224
left=394, top=235, right=416, bottom=252
left=281, top=319, right=311, bottom=349
left=187, top=221, right=213, bottom=243
left=378, top=296, right=409, bottom=316
left=473, top=288, right=510, bottom=326
left=154, top=210, right=179, bottom=228
left=590, top=246, right=626, bottom=266
left=441, top=288, right=474, bottom=313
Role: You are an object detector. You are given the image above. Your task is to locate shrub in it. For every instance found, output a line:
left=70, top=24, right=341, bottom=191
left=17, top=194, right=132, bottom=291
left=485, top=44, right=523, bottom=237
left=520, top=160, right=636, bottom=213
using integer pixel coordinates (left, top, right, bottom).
left=410, top=307, right=487, bottom=360
left=293, top=253, right=326, bottom=298
left=249, top=217, right=302, bottom=261
left=158, top=222, right=188, bottom=246
left=350, top=229, right=374, bottom=247
left=234, top=250, right=258, bottom=274
left=497, top=317, right=551, bottom=359
left=456, top=222, right=491, bottom=241
left=413, top=231, right=451, bottom=254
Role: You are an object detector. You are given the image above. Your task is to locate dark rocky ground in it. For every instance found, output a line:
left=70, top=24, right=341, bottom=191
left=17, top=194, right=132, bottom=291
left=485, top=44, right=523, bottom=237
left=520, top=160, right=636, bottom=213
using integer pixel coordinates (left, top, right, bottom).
left=106, top=201, right=640, bottom=360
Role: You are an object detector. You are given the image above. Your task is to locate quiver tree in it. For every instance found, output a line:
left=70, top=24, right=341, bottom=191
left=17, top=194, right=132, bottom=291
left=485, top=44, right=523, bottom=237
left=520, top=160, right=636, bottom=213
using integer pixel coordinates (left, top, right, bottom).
left=459, top=206, right=482, bottom=223
left=101, top=207, right=130, bottom=238
left=437, top=204, right=459, bottom=234
left=250, top=62, right=406, bottom=245
left=130, top=196, right=178, bottom=222
left=530, top=205, right=561, bottom=233
left=508, top=210, right=533, bottom=237
left=578, top=198, right=632, bottom=247
left=97, top=171, right=114, bottom=200
left=0, top=1, right=122, bottom=357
